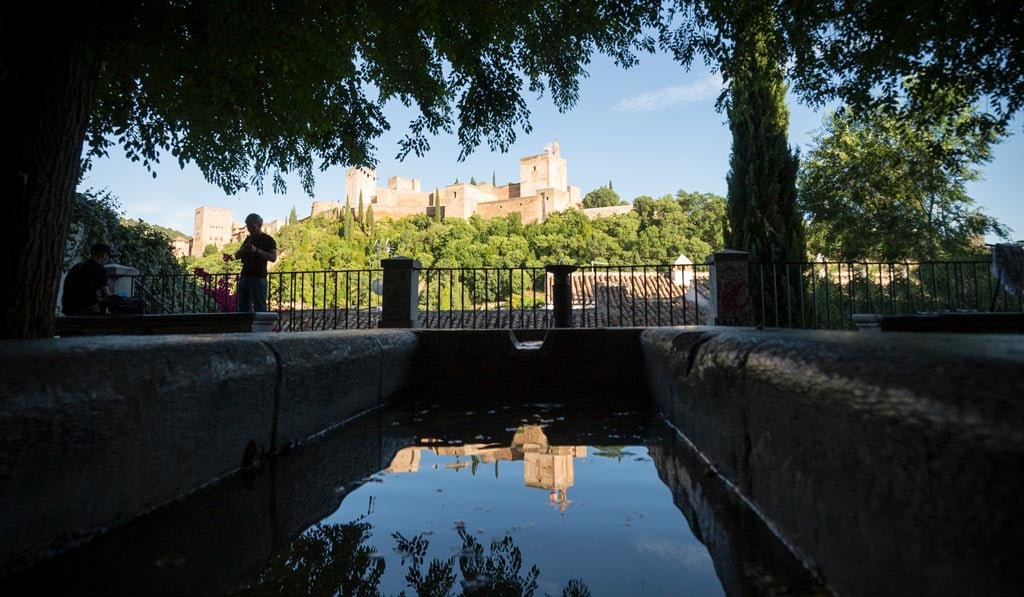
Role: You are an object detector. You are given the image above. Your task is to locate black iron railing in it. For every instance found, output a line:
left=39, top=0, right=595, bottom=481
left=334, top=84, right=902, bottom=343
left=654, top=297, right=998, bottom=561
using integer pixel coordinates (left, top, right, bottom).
left=416, top=264, right=710, bottom=328
left=754, top=259, right=1023, bottom=330
left=124, top=257, right=1018, bottom=332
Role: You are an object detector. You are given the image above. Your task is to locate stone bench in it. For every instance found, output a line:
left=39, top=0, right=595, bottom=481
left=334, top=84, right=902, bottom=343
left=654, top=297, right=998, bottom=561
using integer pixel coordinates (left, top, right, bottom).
left=56, top=312, right=279, bottom=336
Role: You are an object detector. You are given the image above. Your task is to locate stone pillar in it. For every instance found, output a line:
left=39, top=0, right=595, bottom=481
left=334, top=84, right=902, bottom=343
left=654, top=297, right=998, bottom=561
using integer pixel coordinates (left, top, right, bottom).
left=105, top=264, right=140, bottom=297
left=706, top=250, right=752, bottom=326
left=379, top=257, right=421, bottom=328
left=545, top=264, right=577, bottom=328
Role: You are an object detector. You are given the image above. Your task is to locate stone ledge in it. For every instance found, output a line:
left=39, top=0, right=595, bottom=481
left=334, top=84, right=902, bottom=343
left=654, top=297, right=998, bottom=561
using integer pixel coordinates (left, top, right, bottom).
left=641, top=327, right=1024, bottom=597
left=56, top=312, right=279, bottom=336
left=0, top=329, right=418, bottom=577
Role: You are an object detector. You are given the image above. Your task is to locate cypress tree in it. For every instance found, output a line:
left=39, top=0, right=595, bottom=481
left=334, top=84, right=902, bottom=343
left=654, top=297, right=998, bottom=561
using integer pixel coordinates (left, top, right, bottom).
left=492, top=170, right=496, bottom=186
left=725, top=2, right=804, bottom=324
left=366, top=204, right=375, bottom=239
left=357, top=190, right=365, bottom=224
left=343, top=195, right=353, bottom=239
left=469, top=176, right=476, bottom=185
left=433, top=188, right=442, bottom=223
left=288, top=205, right=298, bottom=225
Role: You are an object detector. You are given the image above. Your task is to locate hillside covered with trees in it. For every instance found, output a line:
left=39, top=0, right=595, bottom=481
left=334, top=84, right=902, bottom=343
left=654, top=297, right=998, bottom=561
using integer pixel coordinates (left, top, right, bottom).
left=185, top=190, right=727, bottom=275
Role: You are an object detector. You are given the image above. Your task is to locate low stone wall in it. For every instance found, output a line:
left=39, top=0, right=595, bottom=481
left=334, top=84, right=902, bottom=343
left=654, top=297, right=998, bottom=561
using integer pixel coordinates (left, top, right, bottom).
left=0, top=329, right=417, bottom=577
left=641, top=327, right=1024, bottom=597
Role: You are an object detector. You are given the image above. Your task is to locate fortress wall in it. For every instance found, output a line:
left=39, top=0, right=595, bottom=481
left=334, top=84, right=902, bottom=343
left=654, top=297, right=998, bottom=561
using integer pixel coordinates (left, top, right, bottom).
left=192, top=206, right=233, bottom=257
left=373, top=205, right=431, bottom=220
left=311, top=201, right=342, bottom=218
left=474, top=196, right=543, bottom=223
left=344, top=167, right=377, bottom=205
left=581, top=205, right=634, bottom=219
left=442, top=184, right=495, bottom=219
left=374, top=188, right=431, bottom=209
left=387, top=176, right=420, bottom=192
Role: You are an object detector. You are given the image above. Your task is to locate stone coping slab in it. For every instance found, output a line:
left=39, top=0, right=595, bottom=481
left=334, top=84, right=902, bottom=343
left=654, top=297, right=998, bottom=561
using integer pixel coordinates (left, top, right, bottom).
left=55, top=311, right=279, bottom=336
left=641, top=326, right=1024, bottom=597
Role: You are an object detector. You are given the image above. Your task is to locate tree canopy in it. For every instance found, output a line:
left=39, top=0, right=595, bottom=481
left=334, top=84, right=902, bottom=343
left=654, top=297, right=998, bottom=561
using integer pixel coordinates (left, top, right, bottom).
left=2, top=1, right=660, bottom=337
left=800, top=83, right=1010, bottom=261
left=582, top=186, right=624, bottom=208
left=67, top=191, right=185, bottom=276
left=5, top=1, right=1023, bottom=337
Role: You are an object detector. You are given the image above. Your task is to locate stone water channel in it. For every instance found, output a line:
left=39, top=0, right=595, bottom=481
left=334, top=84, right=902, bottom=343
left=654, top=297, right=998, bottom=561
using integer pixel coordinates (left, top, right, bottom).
left=1, top=327, right=1021, bottom=595
left=3, top=393, right=825, bottom=595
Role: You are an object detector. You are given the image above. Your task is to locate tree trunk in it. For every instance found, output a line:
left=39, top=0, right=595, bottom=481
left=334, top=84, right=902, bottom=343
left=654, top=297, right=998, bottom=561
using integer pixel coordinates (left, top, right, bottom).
left=2, top=32, right=101, bottom=338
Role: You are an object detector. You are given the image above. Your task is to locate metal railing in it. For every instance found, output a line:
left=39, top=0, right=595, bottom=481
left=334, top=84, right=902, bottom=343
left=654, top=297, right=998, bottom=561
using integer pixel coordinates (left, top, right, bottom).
left=416, top=264, right=710, bottom=328
left=129, top=269, right=384, bottom=332
left=754, top=259, right=1023, bottom=330
left=125, top=257, right=1018, bottom=332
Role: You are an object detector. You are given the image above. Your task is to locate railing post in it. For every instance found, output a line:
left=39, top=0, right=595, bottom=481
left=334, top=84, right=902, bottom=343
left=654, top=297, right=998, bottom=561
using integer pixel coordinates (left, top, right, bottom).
left=379, top=256, right=421, bottom=328
left=706, top=250, right=752, bottom=326
left=105, top=263, right=140, bottom=297
left=545, top=264, right=577, bottom=328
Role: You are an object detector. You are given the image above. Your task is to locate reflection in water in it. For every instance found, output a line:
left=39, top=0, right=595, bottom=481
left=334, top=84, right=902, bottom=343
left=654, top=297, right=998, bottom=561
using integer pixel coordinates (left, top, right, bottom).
left=2, top=398, right=821, bottom=596
left=387, top=426, right=586, bottom=514
left=235, top=516, right=592, bottom=597
left=233, top=413, right=726, bottom=596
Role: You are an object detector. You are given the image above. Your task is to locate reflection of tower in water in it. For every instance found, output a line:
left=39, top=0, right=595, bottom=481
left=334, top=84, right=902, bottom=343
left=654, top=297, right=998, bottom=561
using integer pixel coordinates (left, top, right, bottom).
left=386, top=425, right=587, bottom=511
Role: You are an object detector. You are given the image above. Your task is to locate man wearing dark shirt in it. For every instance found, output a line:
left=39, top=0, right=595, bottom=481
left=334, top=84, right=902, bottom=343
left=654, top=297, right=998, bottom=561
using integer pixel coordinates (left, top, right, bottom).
left=62, top=243, right=111, bottom=315
left=234, top=213, right=277, bottom=312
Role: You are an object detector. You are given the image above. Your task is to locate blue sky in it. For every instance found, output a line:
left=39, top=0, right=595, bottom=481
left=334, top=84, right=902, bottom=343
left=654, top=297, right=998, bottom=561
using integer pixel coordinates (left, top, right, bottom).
left=81, top=52, right=1022, bottom=243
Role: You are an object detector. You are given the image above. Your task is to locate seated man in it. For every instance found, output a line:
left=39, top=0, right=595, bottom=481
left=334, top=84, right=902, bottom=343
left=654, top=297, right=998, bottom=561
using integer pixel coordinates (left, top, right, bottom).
left=62, top=243, right=112, bottom=315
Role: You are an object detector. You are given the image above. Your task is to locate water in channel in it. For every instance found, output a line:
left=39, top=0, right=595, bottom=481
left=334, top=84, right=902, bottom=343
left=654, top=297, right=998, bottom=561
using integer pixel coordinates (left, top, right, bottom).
left=4, top=395, right=826, bottom=596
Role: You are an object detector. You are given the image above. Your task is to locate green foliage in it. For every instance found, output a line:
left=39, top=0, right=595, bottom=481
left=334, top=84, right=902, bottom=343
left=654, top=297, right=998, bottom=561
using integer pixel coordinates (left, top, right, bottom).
left=799, top=82, right=1009, bottom=260
left=659, top=2, right=1024, bottom=129
left=582, top=186, right=623, bottom=208
left=366, top=205, right=376, bottom=239
left=79, top=2, right=661, bottom=195
left=723, top=3, right=803, bottom=266
left=122, top=219, right=188, bottom=241
left=289, top=206, right=299, bottom=225
left=67, top=190, right=186, bottom=276
left=258, top=189, right=724, bottom=278
left=343, top=196, right=354, bottom=240
left=779, top=1, right=1024, bottom=128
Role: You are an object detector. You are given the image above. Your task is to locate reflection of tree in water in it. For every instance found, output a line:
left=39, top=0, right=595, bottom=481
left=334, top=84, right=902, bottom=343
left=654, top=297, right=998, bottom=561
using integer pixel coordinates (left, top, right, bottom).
left=237, top=519, right=591, bottom=597
left=235, top=519, right=384, bottom=596
left=591, top=446, right=634, bottom=462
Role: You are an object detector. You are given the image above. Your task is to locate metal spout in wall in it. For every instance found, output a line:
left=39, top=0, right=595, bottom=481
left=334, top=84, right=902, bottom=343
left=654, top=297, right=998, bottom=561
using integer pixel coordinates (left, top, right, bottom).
left=507, top=329, right=547, bottom=352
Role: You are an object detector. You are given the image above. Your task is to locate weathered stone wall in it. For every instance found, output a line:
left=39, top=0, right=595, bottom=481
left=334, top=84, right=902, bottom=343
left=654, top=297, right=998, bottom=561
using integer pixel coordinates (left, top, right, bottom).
left=386, top=175, right=420, bottom=192
left=310, top=200, right=342, bottom=218
left=641, top=327, right=1024, bottom=597
left=344, top=167, right=377, bottom=206
left=473, top=195, right=543, bottom=222
left=0, top=330, right=418, bottom=577
left=191, top=206, right=233, bottom=257
left=519, top=148, right=567, bottom=198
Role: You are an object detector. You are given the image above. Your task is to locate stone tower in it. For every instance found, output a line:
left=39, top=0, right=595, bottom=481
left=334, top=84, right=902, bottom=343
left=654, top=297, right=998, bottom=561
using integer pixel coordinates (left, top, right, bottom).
left=519, top=140, right=568, bottom=198
left=191, top=206, right=233, bottom=257
left=345, top=167, right=377, bottom=206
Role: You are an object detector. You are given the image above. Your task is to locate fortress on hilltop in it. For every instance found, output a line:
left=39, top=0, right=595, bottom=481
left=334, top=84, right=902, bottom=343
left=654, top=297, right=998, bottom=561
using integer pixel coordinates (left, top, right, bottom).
left=190, top=142, right=603, bottom=256
left=338, top=140, right=582, bottom=224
